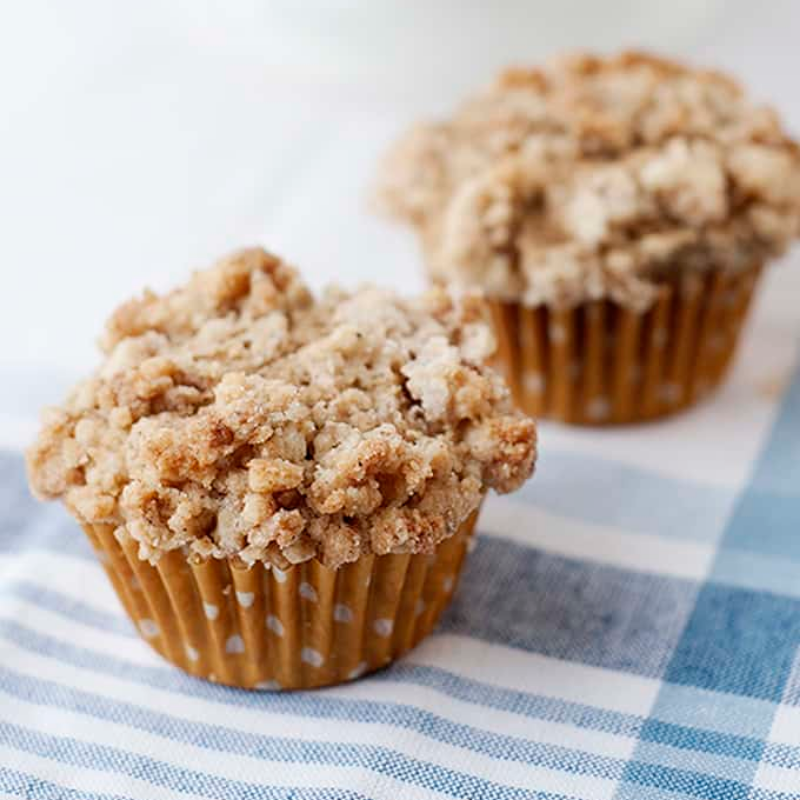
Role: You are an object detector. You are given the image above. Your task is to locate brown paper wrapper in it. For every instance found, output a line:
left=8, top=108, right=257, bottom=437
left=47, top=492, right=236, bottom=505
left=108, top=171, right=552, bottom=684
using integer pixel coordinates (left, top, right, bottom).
left=81, top=509, right=479, bottom=690
left=487, top=265, right=762, bottom=425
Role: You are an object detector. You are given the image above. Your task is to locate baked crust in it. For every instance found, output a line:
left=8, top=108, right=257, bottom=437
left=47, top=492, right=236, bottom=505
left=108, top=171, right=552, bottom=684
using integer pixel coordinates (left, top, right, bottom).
left=376, top=51, right=800, bottom=309
left=27, top=248, right=536, bottom=568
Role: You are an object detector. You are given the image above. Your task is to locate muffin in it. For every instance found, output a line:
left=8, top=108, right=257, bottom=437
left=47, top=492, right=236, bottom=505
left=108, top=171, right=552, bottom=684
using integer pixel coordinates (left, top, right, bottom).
left=26, top=248, right=536, bottom=689
left=375, top=51, right=800, bottom=424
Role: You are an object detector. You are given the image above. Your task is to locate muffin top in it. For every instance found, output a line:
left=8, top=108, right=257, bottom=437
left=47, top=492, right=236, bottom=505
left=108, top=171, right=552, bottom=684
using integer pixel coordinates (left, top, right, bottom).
left=376, top=51, right=800, bottom=309
left=27, top=249, right=536, bottom=569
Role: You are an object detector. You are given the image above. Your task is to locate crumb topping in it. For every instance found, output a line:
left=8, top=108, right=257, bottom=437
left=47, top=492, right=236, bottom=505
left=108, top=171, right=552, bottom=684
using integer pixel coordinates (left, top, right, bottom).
left=27, top=249, right=536, bottom=568
left=376, top=51, right=800, bottom=309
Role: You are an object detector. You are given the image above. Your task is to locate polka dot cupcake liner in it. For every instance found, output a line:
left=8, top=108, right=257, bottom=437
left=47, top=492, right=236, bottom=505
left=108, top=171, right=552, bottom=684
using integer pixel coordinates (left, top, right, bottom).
left=487, top=263, right=762, bottom=425
left=81, top=508, right=479, bottom=690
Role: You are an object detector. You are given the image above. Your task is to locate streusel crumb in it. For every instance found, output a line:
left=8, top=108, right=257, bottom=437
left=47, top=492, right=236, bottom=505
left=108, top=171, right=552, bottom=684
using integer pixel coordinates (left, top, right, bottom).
left=376, top=51, right=800, bottom=309
left=27, top=248, right=536, bottom=568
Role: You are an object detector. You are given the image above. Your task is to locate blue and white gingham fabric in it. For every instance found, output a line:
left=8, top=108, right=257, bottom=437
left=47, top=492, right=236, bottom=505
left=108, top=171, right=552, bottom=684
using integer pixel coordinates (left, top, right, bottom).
left=2, top=264, right=800, bottom=800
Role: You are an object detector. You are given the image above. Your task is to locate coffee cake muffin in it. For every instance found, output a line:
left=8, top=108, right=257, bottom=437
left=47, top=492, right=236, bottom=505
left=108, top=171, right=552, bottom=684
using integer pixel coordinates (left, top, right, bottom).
left=376, top=51, right=800, bottom=424
left=27, top=248, right=536, bottom=689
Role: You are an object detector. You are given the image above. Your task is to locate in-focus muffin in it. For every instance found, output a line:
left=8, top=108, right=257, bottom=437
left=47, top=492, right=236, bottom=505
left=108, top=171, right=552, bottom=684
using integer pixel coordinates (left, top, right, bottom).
left=376, top=51, right=800, bottom=424
left=27, top=248, right=536, bottom=689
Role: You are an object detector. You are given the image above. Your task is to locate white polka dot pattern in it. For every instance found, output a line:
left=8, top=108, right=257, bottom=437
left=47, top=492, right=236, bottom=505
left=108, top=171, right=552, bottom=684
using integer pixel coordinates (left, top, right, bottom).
left=82, top=498, right=476, bottom=691
left=333, top=604, right=353, bottom=623
left=266, top=615, right=284, bottom=636
left=272, top=567, right=287, bottom=584
left=586, top=397, right=610, bottom=421
left=348, top=662, right=368, bottom=680
left=138, top=619, right=159, bottom=639
left=524, top=372, right=545, bottom=394
left=299, top=582, right=318, bottom=602
left=487, top=265, right=759, bottom=425
left=300, top=647, right=324, bottom=668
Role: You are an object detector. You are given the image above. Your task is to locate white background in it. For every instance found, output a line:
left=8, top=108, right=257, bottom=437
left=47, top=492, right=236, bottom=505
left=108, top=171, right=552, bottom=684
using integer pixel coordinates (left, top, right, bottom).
left=1, top=0, right=799, bottom=447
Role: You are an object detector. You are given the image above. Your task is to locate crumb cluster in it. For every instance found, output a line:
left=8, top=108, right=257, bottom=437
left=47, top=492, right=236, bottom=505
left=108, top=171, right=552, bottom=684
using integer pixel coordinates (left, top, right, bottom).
left=376, top=51, right=800, bottom=309
left=27, top=249, right=536, bottom=568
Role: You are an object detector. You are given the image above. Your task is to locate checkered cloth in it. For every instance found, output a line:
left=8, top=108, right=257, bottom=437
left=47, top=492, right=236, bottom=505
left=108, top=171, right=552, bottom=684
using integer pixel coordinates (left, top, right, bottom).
left=2, top=264, right=800, bottom=800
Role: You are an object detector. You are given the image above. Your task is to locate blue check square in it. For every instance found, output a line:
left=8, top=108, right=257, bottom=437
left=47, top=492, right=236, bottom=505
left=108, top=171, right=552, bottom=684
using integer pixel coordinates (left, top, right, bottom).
left=665, top=582, right=800, bottom=702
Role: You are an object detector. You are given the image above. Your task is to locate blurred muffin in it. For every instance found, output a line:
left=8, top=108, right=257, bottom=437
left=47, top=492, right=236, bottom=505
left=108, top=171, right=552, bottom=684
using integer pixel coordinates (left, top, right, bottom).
left=27, top=248, right=536, bottom=689
left=376, top=51, right=800, bottom=424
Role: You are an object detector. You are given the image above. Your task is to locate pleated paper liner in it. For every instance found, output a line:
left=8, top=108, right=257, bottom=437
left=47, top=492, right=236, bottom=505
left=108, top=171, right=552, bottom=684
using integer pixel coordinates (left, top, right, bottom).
left=81, top=508, right=479, bottom=690
left=487, top=264, right=762, bottom=425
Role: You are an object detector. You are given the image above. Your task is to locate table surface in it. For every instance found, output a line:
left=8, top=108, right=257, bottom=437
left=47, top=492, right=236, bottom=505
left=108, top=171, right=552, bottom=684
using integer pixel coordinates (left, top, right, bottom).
left=2, top=3, right=800, bottom=799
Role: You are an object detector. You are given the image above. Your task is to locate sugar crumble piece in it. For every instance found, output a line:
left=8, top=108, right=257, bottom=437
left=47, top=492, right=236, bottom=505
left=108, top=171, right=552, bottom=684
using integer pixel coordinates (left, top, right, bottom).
left=27, top=248, right=536, bottom=569
left=375, top=50, right=800, bottom=310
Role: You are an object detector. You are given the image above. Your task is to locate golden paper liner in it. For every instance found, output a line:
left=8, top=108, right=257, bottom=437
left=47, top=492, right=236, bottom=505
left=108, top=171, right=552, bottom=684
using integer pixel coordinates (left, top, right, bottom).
left=81, top=509, right=479, bottom=690
left=487, top=265, right=762, bottom=425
